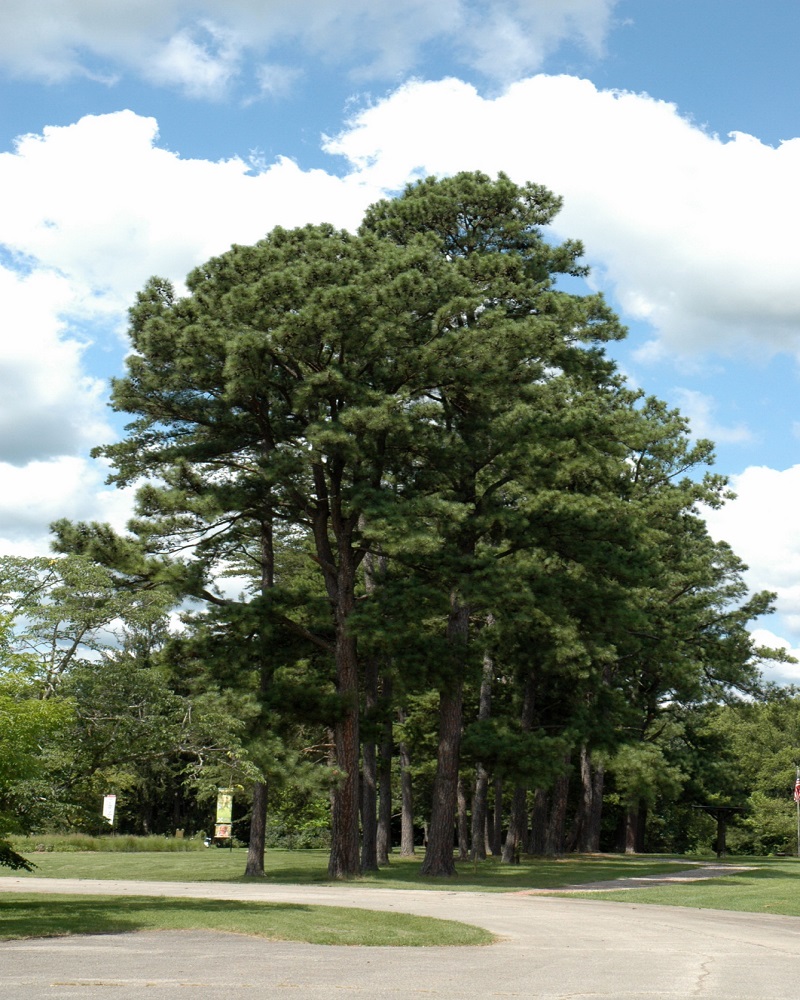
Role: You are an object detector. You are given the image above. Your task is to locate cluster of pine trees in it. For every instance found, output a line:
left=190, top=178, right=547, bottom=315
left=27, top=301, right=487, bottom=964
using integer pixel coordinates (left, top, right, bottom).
left=2, top=173, right=792, bottom=875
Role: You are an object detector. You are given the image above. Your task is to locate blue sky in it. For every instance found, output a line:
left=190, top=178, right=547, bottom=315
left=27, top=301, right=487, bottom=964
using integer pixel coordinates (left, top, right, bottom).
left=1, top=0, right=800, bottom=679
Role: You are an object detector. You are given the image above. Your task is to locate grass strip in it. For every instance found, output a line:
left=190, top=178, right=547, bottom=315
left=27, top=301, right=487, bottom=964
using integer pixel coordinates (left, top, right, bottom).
left=562, top=860, right=800, bottom=917
left=0, top=893, right=493, bottom=946
left=1, top=848, right=690, bottom=890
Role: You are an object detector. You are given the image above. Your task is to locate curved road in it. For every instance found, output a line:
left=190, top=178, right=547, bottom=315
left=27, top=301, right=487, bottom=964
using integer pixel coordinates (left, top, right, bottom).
left=1, top=875, right=799, bottom=999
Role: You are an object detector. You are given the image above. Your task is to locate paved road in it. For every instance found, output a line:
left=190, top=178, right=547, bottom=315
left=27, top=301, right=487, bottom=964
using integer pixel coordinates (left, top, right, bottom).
left=1, top=875, right=799, bottom=999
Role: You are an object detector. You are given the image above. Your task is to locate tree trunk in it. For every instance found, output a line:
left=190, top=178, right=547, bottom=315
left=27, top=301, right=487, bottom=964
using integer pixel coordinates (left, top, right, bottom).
left=360, top=736, right=378, bottom=871
left=245, top=515, right=274, bottom=878
left=502, top=672, right=534, bottom=864
left=245, top=781, right=267, bottom=876
left=457, top=778, right=470, bottom=861
left=624, top=804, right=638, bottom=854
left=490, top=775, right=503, bottom=855
left=376, top=680, right=393, bottom=865
left=327, top=625, right=360, bottom=879
left=420, top=596, right=468, bottom=877
left=571, top=745, right=593, bottom=854
left=472, top=763, right=490, bottom=861
left=586, top=762, right=605, bottom=853
left=363, top=535, right=389, bottom=869
left=360, top=656, right=379, bottom=872
left=545, top=756, right=571, bottom=856
left=528, top=788, right=548, bottom=855
left=502, top=786, right=527, bottom=863
left=470, top=635, right=494, bottom=861
left=398, top=732, right=415, bottom=856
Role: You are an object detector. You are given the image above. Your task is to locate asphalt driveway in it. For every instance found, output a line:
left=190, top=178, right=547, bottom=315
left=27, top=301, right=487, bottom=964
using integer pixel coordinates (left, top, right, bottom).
left=1, top=874, right=798, bottom=999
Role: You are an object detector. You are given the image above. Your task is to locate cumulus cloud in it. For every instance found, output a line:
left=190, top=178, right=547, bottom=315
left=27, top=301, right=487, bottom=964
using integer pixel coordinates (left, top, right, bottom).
left=0, top=456, right=137, bottom=557
left=0, top=111, right=381, bottom=309
left=0, top=110, right=385, bottom=549
left=2, top=79, right=800, bottom=616
left=0, top=0, right=618, bottom=92
left=146, top=20, right=242, bottom=98
left=704, top=466, right=800, bottom=638
left=672, top=389, right=753, bottom=446
left=749, top=629, right=800, bottom=688
left=0, top=266, right=109, bottom=464
left=326, top=75, right=800, bottom=361
left=253, top=63, right=303, bottom=100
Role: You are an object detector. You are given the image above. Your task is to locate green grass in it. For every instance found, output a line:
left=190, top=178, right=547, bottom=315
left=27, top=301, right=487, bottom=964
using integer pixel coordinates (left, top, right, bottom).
left=0, top=893, right=492, bottom=946
left=565, top=857, right=800, bottom=917
left=2, top=847, right=689, bottom=890
left=11, top=834, right=205, bottom=853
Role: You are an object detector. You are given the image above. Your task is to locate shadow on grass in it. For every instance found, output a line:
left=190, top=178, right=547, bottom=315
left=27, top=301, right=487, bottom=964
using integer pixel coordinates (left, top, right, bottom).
left=354, top=854, right=692, bottom=891
left=0, top=894, right=493, bottom=947
left=0, top=896, right=315, bottom=941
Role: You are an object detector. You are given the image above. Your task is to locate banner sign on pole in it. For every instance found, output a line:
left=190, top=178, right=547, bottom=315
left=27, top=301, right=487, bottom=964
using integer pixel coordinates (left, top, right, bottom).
left=215, top=788, right=233, bottom=840
left=102, top=794, right=117, bottom=826
left=216, top=788, right=233, bottom=824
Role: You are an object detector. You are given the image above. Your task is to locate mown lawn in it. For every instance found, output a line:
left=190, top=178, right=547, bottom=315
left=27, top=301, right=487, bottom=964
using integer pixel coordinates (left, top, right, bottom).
left=565, top=859, right=800, bottom=917
left=2, top=847, right=691, bottom=890
left=0, top=892, right=493, bottom=945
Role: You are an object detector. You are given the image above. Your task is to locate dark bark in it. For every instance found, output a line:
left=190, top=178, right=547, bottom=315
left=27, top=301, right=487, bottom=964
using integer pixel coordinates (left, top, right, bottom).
left=398, top=730, right=415, bottom=856
left=245, top=782, right=268, bottom=877
left=420, top=684, right=463, bottom=875
left=362, top=535, right=389, bottom=869
left=470, top=636, right=494, bottom=861
left=327, top=628, right=360, bottom=878
left=502, top=672, right=535, bottom=864
left=528, top=788, right=548, bottom=855
left=624, top=805, right=638, bottom=854
left=569, top=745, right=593, bottom=854
left=376, top=679, right=393, bottom=865
left=314, top=494, right=361, bottom=880
left=360, top=657, right=379, bottom=872
left=586, top=761, right=605, bottom=853
left=245, top=516, right=274, bottom=878
left=490, top=775, right=503, bottom=855
left=623, top=801, right=646, bottom=854
left=360, top=737, right=378, bottom=871
left=471, top=763, right=490, bottom=861
left=544, top=755, right=571, bottom=856
left=457, top=778, right=470, bottom=861
left=420, top=597, right=469, bottom=877
left=502, top=786, right=527, bottom=863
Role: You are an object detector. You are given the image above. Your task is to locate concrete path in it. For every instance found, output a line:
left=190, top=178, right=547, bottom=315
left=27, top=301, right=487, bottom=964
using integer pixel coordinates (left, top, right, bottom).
left=1, top=873, right=799, bottom=999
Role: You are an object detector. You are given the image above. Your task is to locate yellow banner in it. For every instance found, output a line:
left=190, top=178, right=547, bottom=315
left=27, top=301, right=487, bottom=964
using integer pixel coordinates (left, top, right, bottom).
left=216, top=788, right=233, bottom=825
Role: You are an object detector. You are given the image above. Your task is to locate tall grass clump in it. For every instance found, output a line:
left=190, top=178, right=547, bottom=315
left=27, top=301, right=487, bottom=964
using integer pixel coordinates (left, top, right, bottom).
left=10, top=834, right=206, bottom=853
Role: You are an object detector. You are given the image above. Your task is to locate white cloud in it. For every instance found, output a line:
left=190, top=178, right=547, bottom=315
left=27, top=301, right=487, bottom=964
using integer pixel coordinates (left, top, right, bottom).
left=0, top=0, right=618, bottom=91
left=326, top=75, right=800, bottom=361
left=749, top=629, right=800, bottom=688
left=0, top=266, right=110, bottom=464
left=253, top=63, right=303, bottom=100
left=0, top=111, right=385, bottom=554
left=0, top=456, right=136, bottom=556
left=462, top=0, right=616, bottom=81
left=672, top=389, right=752, bottom=446
left=704, top=465, right=800, bottom=645
left=146, top=21, right=241, bottom=99
left=0, top=112, right=381, bottom=309
left=3, top=79, right=800, bottom=572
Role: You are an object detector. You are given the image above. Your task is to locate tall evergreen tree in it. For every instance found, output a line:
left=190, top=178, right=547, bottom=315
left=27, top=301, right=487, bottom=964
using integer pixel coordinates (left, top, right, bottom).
left=361, top=171, right=633, bottom=874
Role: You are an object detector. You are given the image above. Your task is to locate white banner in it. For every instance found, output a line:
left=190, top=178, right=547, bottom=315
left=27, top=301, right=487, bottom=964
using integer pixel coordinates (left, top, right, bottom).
left=102, top=794, right=117, bottom=826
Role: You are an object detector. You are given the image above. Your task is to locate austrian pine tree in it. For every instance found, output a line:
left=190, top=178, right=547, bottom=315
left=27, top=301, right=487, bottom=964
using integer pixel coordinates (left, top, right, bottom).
left=362, top=172, right=634, bottom=875
left=61, top=223, right=471, bottom=877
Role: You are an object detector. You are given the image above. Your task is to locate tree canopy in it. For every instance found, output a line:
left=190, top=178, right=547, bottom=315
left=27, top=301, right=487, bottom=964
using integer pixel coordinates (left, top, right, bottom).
left=30, top=171, right=780, bottom=876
